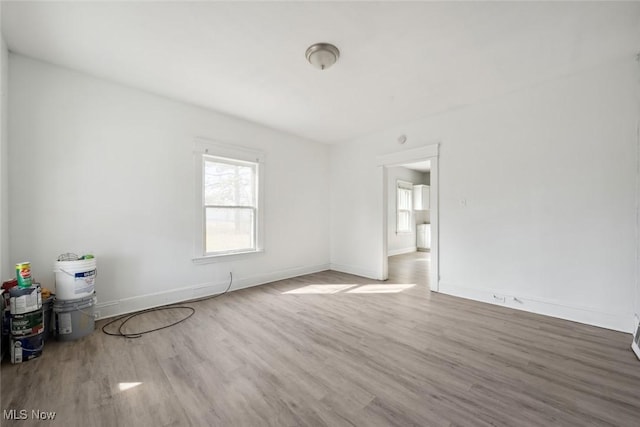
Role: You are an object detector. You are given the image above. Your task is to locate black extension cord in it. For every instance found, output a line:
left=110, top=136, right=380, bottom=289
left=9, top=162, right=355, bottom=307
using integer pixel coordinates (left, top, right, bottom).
left=101, top=272, right=233, bottom=338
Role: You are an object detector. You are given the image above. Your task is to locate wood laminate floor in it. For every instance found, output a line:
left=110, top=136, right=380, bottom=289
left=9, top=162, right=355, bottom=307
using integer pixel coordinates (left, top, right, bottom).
left=2, top=252, right=640, bottom=426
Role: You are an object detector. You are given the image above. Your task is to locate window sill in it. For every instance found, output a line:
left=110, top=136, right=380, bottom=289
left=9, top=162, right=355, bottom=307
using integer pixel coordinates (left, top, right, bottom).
left=192, top=249, right=264, bottom=264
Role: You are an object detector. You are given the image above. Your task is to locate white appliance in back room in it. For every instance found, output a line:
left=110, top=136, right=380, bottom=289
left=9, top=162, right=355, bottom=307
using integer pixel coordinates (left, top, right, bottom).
left=413, top=184, right=431, bottom=251
left=417, top=223, right=431, bottom=251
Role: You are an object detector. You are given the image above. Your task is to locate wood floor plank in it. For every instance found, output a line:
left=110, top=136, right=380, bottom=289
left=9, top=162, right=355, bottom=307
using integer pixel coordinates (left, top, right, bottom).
left=2, top=252, right=640, bottom=426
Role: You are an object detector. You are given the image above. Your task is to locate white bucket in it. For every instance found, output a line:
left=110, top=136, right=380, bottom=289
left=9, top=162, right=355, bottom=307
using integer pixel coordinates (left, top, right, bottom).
left=53, top=258, right=97, bottom=300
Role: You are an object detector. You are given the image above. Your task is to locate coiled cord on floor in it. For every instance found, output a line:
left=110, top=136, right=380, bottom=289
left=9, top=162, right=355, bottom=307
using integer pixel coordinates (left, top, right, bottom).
left=101, top=272, right=233, bottom=338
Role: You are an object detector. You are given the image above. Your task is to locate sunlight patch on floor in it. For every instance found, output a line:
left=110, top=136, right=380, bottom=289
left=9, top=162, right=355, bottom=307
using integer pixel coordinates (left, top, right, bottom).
left=283, top=284, right=415, bottom=295
left=283, top=284, right=357, bottom=294
left=118, top=382, right=143, bottom=392
left=346, top=284, right=415, bottom=293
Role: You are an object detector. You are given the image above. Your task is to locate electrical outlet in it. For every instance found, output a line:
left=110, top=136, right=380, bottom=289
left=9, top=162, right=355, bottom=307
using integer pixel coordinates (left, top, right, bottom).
left=94, top=311, right=100, bottom=320
left=492, top=294, right=506, bottom=303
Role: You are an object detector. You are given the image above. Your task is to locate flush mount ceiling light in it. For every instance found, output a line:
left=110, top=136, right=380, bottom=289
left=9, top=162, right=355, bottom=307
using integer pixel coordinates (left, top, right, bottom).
left=305, top=43, right=340, bottom=70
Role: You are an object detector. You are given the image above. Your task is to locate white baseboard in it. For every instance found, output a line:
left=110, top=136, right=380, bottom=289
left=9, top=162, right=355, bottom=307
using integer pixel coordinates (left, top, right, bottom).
left=439, top=282, right=634, bottom=333
left=95, top=263, right=330, bottom=320
left=387, top=247, right=417, bottom=257
left=232, top=263, right=330, bottom=291
left=329, top=263, right=381, bottom=280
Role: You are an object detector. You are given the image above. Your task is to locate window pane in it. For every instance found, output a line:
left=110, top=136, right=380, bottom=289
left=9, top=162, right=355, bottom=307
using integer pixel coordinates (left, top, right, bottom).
left=205, top=208, right=254, bottom=253
left=204, top=159, right=255, bottom=206
left=398, top=188, right=411, bottom=210
left=398, top=211, right=411, bottom=232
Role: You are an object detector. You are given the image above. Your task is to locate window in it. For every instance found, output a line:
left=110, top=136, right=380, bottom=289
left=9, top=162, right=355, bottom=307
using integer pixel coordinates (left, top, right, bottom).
left=397, top=181, right=413, bottom=233
left=194, top=140, right=264, bottom=260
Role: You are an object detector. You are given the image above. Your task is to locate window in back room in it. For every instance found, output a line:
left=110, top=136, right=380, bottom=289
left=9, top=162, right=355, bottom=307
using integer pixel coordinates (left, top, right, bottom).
left=397, top=180, right=413, bottom=234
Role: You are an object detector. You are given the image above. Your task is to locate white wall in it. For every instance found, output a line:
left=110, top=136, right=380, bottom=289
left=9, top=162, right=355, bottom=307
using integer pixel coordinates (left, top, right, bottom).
left=0, top=31, right=8, bottom=282
left=387, top=166, right=425, bottom=256
left=8, top=55, right=330, bottom=317
left=331, top=58, right=639, bottom=332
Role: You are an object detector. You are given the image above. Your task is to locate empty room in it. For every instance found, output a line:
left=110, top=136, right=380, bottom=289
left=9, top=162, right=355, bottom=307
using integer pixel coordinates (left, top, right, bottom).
left=1, top=1, right=640, bottom=426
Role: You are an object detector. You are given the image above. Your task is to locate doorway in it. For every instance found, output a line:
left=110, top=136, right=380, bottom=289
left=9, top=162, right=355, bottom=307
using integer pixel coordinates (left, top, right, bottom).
left=378, top=144, right=439, bottom=292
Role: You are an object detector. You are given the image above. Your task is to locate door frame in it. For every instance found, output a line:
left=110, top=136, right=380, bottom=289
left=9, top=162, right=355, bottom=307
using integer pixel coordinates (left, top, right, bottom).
left=378, top=143, right=439, bottom=291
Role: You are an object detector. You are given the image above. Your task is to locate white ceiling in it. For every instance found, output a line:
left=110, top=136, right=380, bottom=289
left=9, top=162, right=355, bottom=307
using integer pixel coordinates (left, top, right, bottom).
left=401, top=161, right=431, bottom=174
left=2, top=1, right=639, bottom=144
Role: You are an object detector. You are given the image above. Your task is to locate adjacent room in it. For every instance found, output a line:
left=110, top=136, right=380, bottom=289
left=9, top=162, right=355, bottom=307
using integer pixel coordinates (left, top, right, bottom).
left=1, top=1, right=640, bottom=425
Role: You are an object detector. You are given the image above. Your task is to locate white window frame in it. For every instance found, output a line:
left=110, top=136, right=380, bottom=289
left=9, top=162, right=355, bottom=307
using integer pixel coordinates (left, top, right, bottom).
left=396, top=180, right=413, bottom=234
left=193, top=139, right=265, bottom=262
